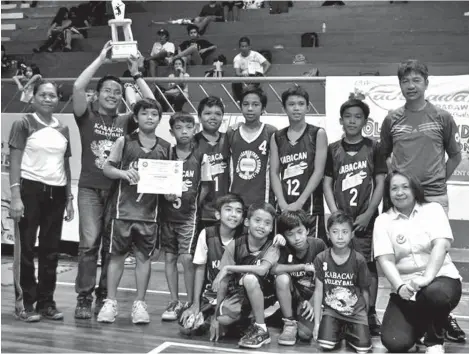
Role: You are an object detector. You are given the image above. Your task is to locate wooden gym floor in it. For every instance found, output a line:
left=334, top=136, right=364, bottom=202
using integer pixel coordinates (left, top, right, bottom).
left=1, top=257, right=468, bottom=353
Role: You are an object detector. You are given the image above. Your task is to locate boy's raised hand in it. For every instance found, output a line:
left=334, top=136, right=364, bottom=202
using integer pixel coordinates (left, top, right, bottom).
left=272, top=234, right=286, bottom=247
left=300, top=300, right=314, bottom=321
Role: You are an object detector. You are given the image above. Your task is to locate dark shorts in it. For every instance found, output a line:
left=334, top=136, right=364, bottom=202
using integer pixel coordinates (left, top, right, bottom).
left=161, top=221, right=198, bottom=255
left=222, top=1, right=243, bottom=10
left=216, top=275, right=276, bottom=323
left=351, top=234, right=373, bottom=263
left=110, top=219, right=158, bottom=259
left=310, top=214, right=327, bottom=243
left=317, top=315, right=372, bottom=352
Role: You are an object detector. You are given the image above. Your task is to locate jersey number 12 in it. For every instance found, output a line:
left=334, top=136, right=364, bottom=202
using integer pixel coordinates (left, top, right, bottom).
left=287, top=179, right=300, bottom=196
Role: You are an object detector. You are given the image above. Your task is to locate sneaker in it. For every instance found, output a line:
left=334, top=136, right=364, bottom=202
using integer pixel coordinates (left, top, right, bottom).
left=445, top=314, right=466, bottom=342
left=38, top=306, right=64, bottom=320
left=74, top=298, right=92, bottom=319
left=131, top=300, right=150, bottom=324
left=238, top=324, right=271, bottom=349
left=278, top=318, right=298, bottom=346
left=15, top=307, right=41, bottom=322
left=426, top=344, right=445, bottom=354
left=94, top=296, right=106, bottom=315
left=368, top=313, right=382, bottom=336
left=162, top=300, right=183, bottom=321
left=97, top=299, right=118, bottom=323
left=124, top=255, right=136, bottom=266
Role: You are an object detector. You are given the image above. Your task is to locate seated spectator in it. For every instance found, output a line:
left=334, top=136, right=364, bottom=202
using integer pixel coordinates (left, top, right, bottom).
left=33, top=7, right=72, bottom=53
left=173, top=25, right=217, bottom=65
left=232, top=36, right=271, bottom=103
left=155, top=58, right=190, bottom=112
left=222, top=1, right=243, bottom=21
left=62, top=6, right=90, bottom=52
left=12, top=63, right=42, bottom=104
left=193, top=1, right=224, bottom=34
left=146, top=29, right=175, bottom=77
left=374, top=170, right=463, bottom=353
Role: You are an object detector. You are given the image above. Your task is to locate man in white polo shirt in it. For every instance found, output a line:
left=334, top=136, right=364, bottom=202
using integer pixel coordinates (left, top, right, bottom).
left=147, top=29, right=176, bottom=77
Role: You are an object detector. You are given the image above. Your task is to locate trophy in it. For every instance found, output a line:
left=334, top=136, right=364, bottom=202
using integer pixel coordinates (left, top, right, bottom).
left=108, top=0, right=138, bottom=61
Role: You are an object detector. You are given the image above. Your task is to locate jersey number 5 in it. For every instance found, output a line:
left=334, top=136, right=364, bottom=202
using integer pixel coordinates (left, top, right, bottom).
left=349, top=188, right=358, bottom=206
left=258, top=140, right=267, bottom=155
left=287, top=179, right=300, bottom=196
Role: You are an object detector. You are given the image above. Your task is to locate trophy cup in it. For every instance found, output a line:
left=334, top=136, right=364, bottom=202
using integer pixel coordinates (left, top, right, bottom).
left=108, top=0, right=138, bottom=61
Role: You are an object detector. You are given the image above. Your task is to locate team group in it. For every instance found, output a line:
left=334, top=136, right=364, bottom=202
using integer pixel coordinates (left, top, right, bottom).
left=9, top=47, right=465, bottom=353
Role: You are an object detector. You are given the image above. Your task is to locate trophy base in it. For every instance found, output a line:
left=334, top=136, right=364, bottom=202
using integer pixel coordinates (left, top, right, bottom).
left=111, top=41, right=138, bottom=61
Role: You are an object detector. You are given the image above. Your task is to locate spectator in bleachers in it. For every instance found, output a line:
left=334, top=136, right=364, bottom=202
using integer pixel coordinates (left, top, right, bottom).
left=146, top=29, right=176, bottom=78
left=13, top=63, right=42, bottom=105
left=62, top=6, right=90, bottom=52
left=173, top=25, right=217, bottom=65
left=155, top=58, right=190, bottom=112
left=222, top=1, right=243, bottom=21
left=232, top=36, right=271, bottom=103
left=33, top=7, right=71, bottom=53
left=193, top=1, right=225, bottom=34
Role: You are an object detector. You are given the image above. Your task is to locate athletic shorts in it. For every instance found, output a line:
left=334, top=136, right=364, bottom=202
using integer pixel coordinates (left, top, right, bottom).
left=222, top=1, right=243, bottom=10
left=216, top=274, right=276, bottom=323
left=317, top=315, right=372, bottom=352
left=110, top=219, right=158, bottom=259
left=161, top=221, right=198, bottom=255
left=352, top=233, right=373, bottom=263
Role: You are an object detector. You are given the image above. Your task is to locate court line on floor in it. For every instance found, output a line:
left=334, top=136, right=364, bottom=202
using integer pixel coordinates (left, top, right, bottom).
left=55, top=281, right=469, bottom=320
left=148, top=341, right=273, bottom=354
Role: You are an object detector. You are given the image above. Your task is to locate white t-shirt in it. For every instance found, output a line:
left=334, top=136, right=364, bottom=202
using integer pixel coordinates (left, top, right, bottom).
left=373, top=202, right=461, bottom=285
left=233, top=50, right=267, bottom=75
left=150, top=41, right=176, bottom=56
left=193, top=228, right=233, bottom=265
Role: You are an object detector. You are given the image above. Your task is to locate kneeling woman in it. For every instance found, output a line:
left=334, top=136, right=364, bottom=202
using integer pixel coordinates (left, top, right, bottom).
left=373, top=170, right=462, bottom=354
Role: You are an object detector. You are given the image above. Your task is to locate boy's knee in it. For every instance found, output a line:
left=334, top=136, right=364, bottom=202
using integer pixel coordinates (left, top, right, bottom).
left=217, top=314, right=235, bottom=326
left=275, top=273, right=291, bottom=290
left=381, top=332, right=415, bottom=353
left=179, top=253, right=193, bottom=265
left=165, top=252, right=178, bottom=263
left=242, top=273, right=261, bottom=291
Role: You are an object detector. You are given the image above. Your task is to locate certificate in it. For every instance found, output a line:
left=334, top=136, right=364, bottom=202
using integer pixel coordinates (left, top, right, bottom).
left=137, top=159, right=183, bottom=195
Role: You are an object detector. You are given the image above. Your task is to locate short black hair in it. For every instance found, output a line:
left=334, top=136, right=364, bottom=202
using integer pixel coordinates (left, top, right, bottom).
left=187, top=24, right=199, bottom=34
left=215, top=193, right=245, bottom=212
left=397, top=59, right=429, bottom=82
left=241, top=87, right=268, bottom=109
left=382, top=170, right=427, bottom=212
left=96, top=75, right=123, bottom=93
left=33, top=79, right=58, bottom=96
left=197, top=96, right=225, bottom=117
left=339, top=95, right=370, bottom=119
left=169, top=111, right=196, bottom=128
left=326, top=211, right=354, bottom=231
left=133, top=98, right=162, bottom=118
left=246, top=202, right=276, bottom=219
left=277, top=210, right=315, bottom=235
left=239, top=36, right=250, bottom=46
left=281, top=86, right=309, bottom=108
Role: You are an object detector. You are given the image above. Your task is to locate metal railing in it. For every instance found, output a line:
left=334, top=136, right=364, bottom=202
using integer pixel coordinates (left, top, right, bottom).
left=1, top=76, right=326, bottom=114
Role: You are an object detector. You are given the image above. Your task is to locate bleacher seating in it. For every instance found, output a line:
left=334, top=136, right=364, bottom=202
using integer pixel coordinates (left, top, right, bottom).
left=2, top=0, right=469, bottom=114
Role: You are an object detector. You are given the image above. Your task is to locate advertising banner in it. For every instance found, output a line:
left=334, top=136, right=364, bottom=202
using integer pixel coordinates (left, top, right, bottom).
left=325, top=75, right=469, bottom=184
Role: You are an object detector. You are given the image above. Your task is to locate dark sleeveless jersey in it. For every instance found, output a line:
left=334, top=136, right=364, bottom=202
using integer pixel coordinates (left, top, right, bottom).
left=328, top=138, right=380, bottom=236
left=227, top=123, right=277, bottom=206
left=205, top=225, right=225, bottom=284
left=278, top=237, right=327, bottom=300
left=160, top=146, right=211, bottom=224
left=274, top=124, right=324, bottom=215
left=111, top=132, right=171, bottom=222
left=194, top=132, right=230, bottom=221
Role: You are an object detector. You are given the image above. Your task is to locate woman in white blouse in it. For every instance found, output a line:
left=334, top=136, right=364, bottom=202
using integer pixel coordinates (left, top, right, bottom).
left=373, top=170, right=462, bottom=354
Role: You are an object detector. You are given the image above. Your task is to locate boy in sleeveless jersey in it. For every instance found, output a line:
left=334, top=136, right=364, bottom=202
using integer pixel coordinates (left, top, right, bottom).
left=227, top=88, right=277, bottom=207
left=160, top=112, right=212, bottom=321
left=194, top=97, right=231, bottom=232
left=313, top=212, right=372, bottom=353
left=270, top=86, right=328, bottom=241
left=97, top=99, right=170, bottom=324
left=212, top=203, right=280, bottom=349
left=272, top=210, right=327, bottom=346
left=179, top=194, right=245, bottom=335
left=323, top=96, right=386, bottom=336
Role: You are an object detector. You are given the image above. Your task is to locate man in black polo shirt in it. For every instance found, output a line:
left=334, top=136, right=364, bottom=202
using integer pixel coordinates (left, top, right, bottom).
left=173, top=25, right=217, bottom=65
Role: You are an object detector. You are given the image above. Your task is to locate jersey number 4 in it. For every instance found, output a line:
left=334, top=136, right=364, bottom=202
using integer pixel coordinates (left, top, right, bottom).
left=287, top=179, right=300, bottom=196
left=258, top=140, right=267, bottom=155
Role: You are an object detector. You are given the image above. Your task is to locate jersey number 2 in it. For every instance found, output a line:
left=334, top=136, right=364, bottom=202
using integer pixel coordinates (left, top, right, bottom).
left=349, top=188, right=358, bottom=206
left=287, top=179, right=300, bottom=196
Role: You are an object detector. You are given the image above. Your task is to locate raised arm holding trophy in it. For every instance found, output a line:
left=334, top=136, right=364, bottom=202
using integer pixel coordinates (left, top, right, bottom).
left=108, top=0, right=138, bottom=61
